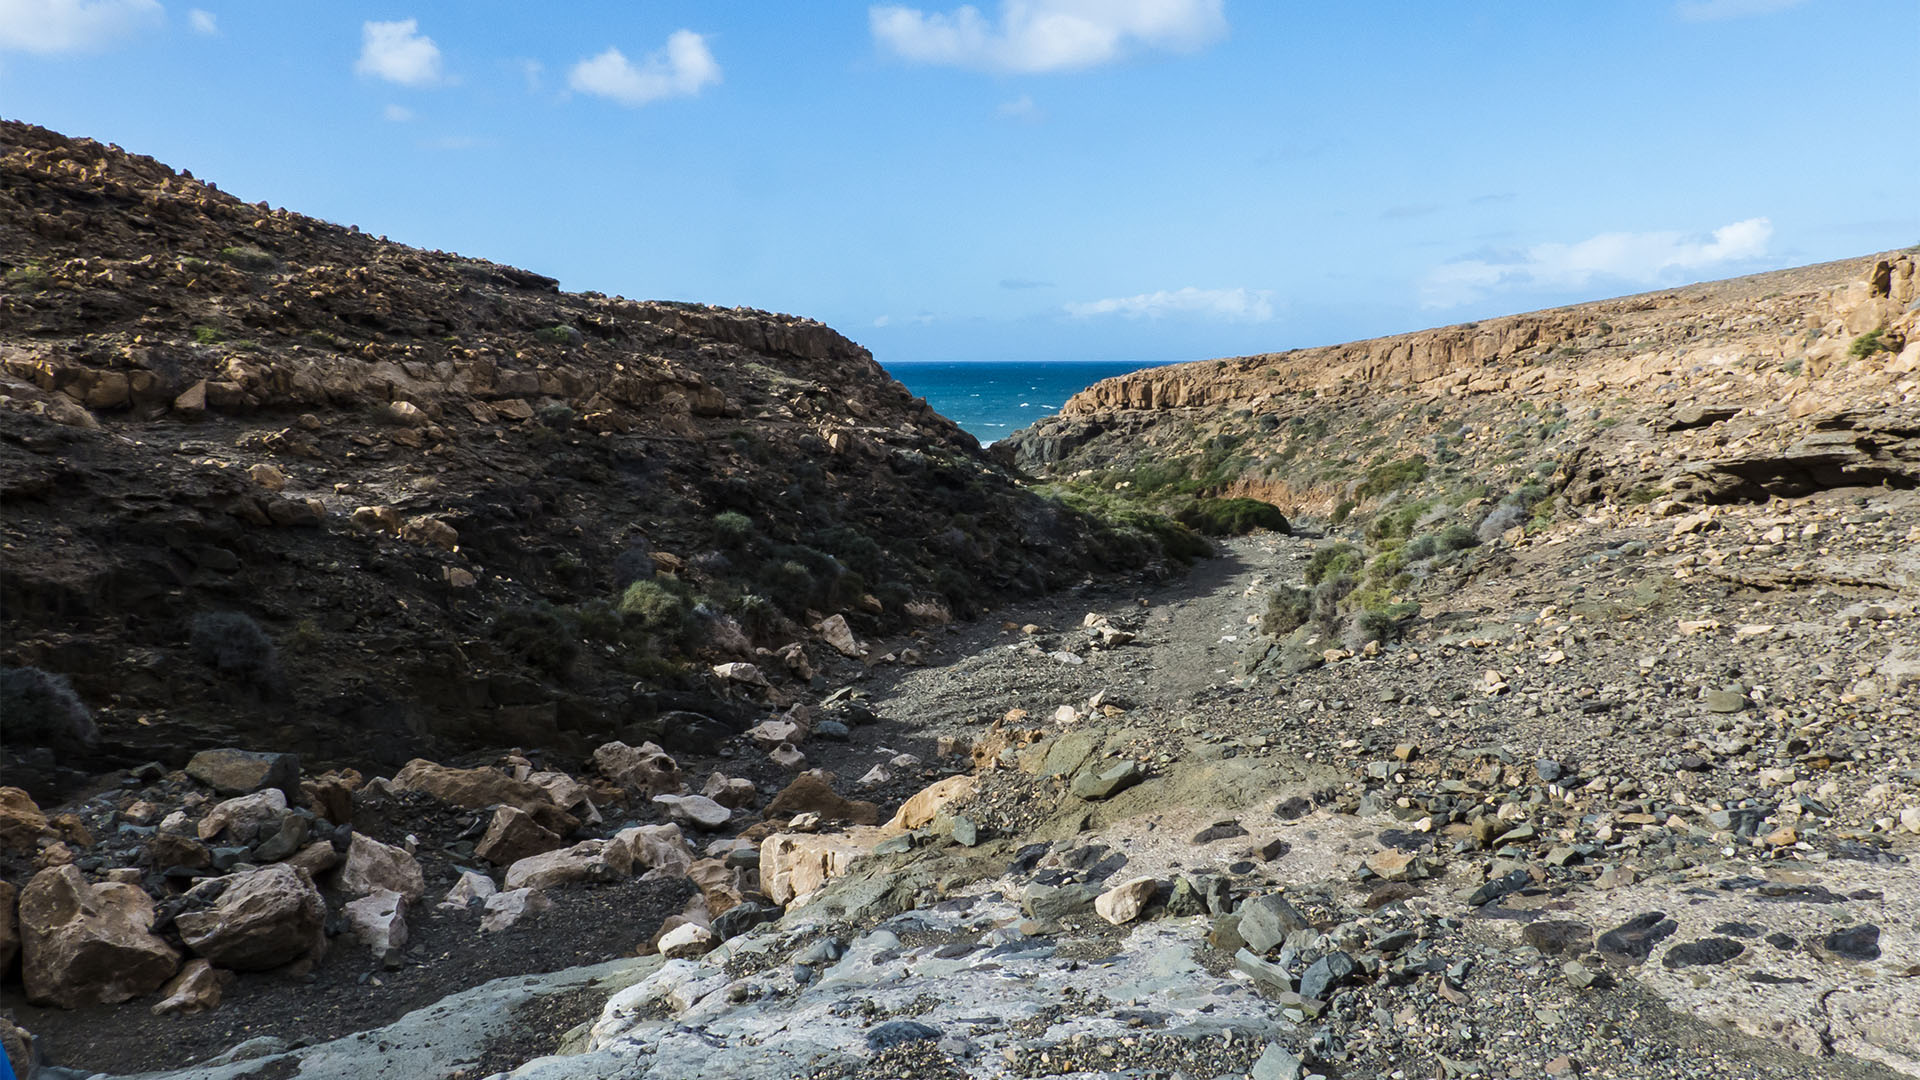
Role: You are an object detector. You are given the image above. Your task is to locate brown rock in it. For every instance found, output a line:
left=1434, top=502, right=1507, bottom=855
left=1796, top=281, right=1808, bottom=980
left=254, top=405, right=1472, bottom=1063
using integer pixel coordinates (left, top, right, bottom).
left=19, top=865, right=180, bottom=1008
left=186, top=748, right=299, bottom=796
left=285, top=839, right=342, bottom=876
left=762, top=773, right=881, bottom=825
left=884, top=775, right=978, bottom=834
left=149, top=833, right=212, bottom=870
left=174, top=864, right=326, bottom=971
left=196, top=789, right=290, bottom=844
left=390, top=759, right=576, bottom=834
left=400, top=515, right=458, bottom=550
left=762, top=828, right=885, bottom=904
left=0, top=881, right=17, bottom=974
left=701, top=772, right=758, bottom=810
left=502, top=839, right=633, bottom=891
left=301, top=774, right=355, bottom=825
left=151, top=957, right=230, bottom=1016
left=0, top=1015, right=27, bottom=1079
left=592, top=740, right=685, bottom=797
left=475, top=805, right=564, bottom=867
left=613, top=824, right=693, bottom=877
left=0, top=787, right=51, bottom=853
left=336, top=834, right=425, bottom=902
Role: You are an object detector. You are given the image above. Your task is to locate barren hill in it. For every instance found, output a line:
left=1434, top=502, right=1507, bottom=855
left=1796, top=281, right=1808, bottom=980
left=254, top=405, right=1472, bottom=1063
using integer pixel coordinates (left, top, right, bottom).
left=0, top=120, right=1181, bottom=795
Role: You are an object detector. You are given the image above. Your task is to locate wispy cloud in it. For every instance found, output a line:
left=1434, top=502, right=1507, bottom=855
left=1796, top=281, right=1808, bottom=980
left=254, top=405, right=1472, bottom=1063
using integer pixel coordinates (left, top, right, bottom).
left=516, top=58, right=543, bottom=93
left=382, top=103, right=414, bottom=123
left=1066, top=285, right=1274, bottom=322
left=996, top=93, right=1042, bottom=120
left=1421, top=217, right=1774, bottom=307
left=356, top=18, right=444, bottom=87
left=1000, top=277, right=1053, bottom=290
left=0, top=0, right=161, bottom=54
left=871, top=0, right=1226, bottom=73
left=569, top=31, right=720, bottom=107
left=186, top=7, right=216, bottom=35
left=1676, top=0, right=1808, bottom=21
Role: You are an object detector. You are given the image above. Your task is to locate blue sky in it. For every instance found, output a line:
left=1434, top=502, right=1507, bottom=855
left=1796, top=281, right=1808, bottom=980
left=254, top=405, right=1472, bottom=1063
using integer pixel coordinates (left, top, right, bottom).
left=4, top=1, right=1917, bottom=366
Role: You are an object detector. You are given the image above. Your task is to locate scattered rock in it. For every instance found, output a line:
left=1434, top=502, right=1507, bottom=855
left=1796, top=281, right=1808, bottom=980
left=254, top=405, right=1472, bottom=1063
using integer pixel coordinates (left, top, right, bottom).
left=18, top=864, right=180, bottom=1008
left=1094, top=876, right=1160, bottom=925
left=151, top=958, right=230, bottom=1016
left=337, top=833, right=426, bottom=901
left=185, top=748, right=299, bottom=797
left=174, top=864, right=326, bottom=970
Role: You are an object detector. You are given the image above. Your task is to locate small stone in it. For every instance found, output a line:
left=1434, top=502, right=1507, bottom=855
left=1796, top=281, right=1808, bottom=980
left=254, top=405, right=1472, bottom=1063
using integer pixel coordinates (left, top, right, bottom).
left=1238, top=893, right=1310, bottom=953
left=1191, top=820, right=1248, bottom=844
left=185, top=749, right=300, bottom=797
left=1562, top=960, right=1598, bottom=989
left=1251, top=1042, right=1305, bottom=1080
left=341, top=889, right=408, bottom=953
left=865, top=1020, right=940, bottom=1051
left=1661, top=938, right=1745, bottom=969
left=1597, top=912, right=1677, bottom=963
left=1821, top=925, right=1881, bottom=961
left=1298, top=951, right=1355, bottom=1001
left=479, top=887, right=550, bottom=932
left=1071, top=760, right=1145, bottom=800
left=1704, top=690, right=1747, bottom=713
left=950, top=815, right=979, bottom=847
left=657, top=922, right=716, bottom=959
left=652, top=794, right=732, bottom=832
left=1520, top=920, right=1593, bottom=957
left=1094, top=876, right=1159, bottom=925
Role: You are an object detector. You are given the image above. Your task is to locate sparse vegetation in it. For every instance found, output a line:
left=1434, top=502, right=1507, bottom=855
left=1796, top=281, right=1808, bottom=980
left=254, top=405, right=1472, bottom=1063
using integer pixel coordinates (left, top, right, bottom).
left=218, top=245, right=277, bottom=271
left=534, top=324, right=580, bottom=346
left=4, top=265, right=50, bottom=291
left=190, top=611, right=285, bottom=695
left=0, top=666, right=98, bottom=753
left=1848, top=328, right=1888, bottom=359
left=1173, top=497, right=1290, bottom=537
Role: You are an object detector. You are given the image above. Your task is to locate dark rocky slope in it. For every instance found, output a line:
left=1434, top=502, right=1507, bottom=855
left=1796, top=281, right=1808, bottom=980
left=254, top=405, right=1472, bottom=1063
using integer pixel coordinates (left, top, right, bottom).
left=0, top=120, right=1181, bottom=797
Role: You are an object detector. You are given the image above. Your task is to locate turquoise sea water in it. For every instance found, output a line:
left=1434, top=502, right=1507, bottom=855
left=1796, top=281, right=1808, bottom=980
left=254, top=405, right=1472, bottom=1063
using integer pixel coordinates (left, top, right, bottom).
left=884, top=360, right=1174, bottom=444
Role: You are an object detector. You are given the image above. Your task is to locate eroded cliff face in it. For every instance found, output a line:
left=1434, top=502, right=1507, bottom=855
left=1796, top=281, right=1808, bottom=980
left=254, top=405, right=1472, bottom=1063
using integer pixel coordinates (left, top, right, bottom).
left=1009, top=252, right=1920, bottom=513
left=0, top=121, right=1165, bottom=790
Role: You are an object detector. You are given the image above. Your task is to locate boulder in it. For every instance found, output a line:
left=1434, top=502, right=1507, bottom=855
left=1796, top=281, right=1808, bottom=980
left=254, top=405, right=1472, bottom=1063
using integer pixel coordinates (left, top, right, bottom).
left=19, top=865, right=180, bottom=1008
left=196, top=789, right=290, bottom=845
left=185, top=749, right=299, bottom=797
left=815, top=614, right=866, bottom=658
left=747, top=719, right=804, bottom=749
left=0, top=787, right=51, bottom=853
left=342, top=889, right=408, bottom=952
left=701, top=773, right=758, bottom=809
left=336, top=834, right=425, bottom=901
left=652, top=793, right=733, bottom=832
left=0, top=881, right=15, bottom=973
left=1239, top=893, right=1312, bottom=954
left=174, top=864, right=326, bottom=970
left=390, top=760, right=576, bottom=834
left=762, top=828, right=884, bottom=904
left=884, top=775, right=977, bottom=833
left=1095, top=876, right=1160, bottom=925
left=480, top=887, right=550, bottom=932
left=525, top=770, right=594, bottom=814
left=768, top=743, right=807, bottom=771
left=763, top=772, right=881, bottom=825
left=613, top=824, right=693, bottom=877
left=503, top=839, right=633, bottom=891
left=657, top=922, right=715, bottom=960
left=475, top=805, right=564, bottom=867
left=151, top=958, right=230, bottom=1016
left=286, top=839, right=343, bottom=877
left=592, top=741, right=685, bottom=797
left=439, top=869, right=498, bottom=911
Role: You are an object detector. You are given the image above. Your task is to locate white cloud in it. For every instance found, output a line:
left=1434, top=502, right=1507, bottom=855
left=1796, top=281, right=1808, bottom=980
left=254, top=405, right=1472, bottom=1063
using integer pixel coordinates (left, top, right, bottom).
left=1066, top=286, right=1274, bottom=322
left=996, top=93, right=1042, bottom=120
left=187, top=7, right=215, bottom=35
left=516, top=57, right=543, bottom=92
left=356, top=18, right=443, bottom=87
left=568, top=30, right=720, bottom=107
left=872, top=315, right=892, bottom=327
left=0, top=0, right=161, bottom=54
left=382, top=103, right=414, bottom=122
left=1421, top=217, right=1774, bottom=308
left=871, top=0, right=1225, bottom=73
left=1676, top=0, right=1807, bottom=21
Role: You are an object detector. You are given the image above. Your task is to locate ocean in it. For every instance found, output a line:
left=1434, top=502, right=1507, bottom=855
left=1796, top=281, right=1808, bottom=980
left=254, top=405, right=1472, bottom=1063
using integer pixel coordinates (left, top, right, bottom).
left=883, top=360, right=1174, bottom=444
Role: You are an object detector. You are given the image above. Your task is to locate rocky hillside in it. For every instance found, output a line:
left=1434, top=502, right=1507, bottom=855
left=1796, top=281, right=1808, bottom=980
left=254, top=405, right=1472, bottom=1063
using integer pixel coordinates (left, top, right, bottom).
left=0, top=121, right=1187, bottom=798
left=1010, top=251, right=1918, bottom=513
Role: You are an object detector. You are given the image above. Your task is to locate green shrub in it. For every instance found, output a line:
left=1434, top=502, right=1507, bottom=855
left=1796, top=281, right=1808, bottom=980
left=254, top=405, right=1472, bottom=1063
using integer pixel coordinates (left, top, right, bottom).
left=618, top=580, right=687, bottom=633
left=1436, top=522, right=1479, bottom=552
left=490, top=605, right=579, bottom=677
left=193, top=325, right=224, bottom=345
left=218, top=245, right=277, bottom=271
left=1848, top=328, right=1888, bottom=359
left=1174, top=497, right=1291, bottom=536
left=4, top=266, right=50, bottom=292
left=1330, top=500, right=1355, bottom=525
left=0, top=666, right=97, bottom=752
left=733, top=593, right=783, bottom=640
left=1262, top=585, right=1312, bottom=636
left=1356, top=455, right=1428, bottom=498
left=1304, top=543, right=1362, bottom=586
left=713, top=511, right=755, bottom=548
left=191, top=611, right=284, bottom=694
left=1404, top=533, right=1439, bottom=561
left=534, top=324, right=580, bottom=346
